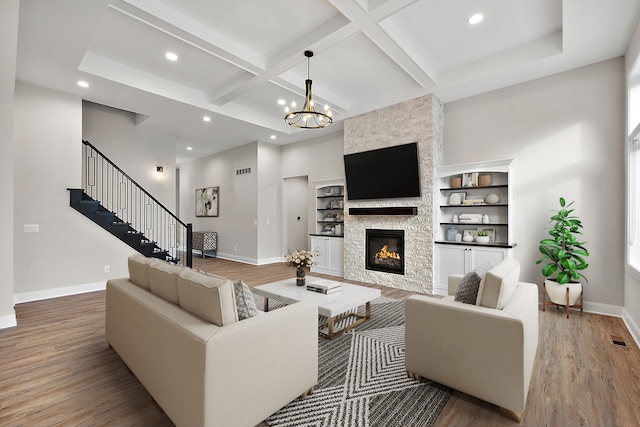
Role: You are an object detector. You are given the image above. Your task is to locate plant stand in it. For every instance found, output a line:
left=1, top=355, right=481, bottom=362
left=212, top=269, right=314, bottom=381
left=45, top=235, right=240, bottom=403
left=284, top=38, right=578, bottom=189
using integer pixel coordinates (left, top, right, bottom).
left=542, top=281, right=583, bottom=318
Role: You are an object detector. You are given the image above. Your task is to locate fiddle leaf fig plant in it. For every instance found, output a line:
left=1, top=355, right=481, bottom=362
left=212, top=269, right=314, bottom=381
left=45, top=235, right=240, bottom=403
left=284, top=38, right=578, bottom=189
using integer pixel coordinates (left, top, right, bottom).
left=536, top=197, right=589, bottom=285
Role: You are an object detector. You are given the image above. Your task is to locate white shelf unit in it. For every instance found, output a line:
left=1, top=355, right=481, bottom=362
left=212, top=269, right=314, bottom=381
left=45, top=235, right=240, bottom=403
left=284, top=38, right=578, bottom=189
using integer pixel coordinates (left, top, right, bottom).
left=310, top=181, right=344, bottom=277
left=434, top=159, right=516, bottom=295
left=314, top=183, right=344, bottom=236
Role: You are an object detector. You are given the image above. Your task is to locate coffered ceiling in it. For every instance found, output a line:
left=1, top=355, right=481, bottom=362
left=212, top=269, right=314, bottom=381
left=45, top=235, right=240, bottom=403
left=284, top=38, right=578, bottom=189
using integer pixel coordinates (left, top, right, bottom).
left=16, top=0, right=640, bottom=163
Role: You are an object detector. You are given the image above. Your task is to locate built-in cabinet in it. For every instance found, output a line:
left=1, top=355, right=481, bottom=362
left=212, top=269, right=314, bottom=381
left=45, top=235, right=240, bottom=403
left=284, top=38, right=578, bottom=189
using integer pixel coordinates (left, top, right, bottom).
left=310, top=180, right=344, bottom=277
left=434, top=159, right=516, bottom=295
left=310, top=235, right=344, bottom=276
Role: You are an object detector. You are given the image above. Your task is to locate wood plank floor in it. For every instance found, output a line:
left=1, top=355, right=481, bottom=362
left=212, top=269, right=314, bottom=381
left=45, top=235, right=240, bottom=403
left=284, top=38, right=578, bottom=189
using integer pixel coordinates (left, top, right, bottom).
left=1, top=257, right=639, bottom=426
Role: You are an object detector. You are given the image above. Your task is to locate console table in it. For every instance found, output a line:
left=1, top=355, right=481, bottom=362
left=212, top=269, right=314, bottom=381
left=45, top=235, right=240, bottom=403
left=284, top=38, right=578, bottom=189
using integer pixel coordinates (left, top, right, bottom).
left=192, top=231, right=217, bottom=258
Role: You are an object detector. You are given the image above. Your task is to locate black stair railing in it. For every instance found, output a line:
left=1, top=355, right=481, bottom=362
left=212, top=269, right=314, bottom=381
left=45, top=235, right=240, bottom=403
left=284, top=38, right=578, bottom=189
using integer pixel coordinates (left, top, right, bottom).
left=82, top=140, right=192, bottom=267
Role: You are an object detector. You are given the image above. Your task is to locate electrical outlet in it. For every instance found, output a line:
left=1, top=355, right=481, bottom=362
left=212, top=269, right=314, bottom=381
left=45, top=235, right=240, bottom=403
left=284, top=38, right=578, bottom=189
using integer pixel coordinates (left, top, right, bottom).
left=104, top=265, right=110, bottom=273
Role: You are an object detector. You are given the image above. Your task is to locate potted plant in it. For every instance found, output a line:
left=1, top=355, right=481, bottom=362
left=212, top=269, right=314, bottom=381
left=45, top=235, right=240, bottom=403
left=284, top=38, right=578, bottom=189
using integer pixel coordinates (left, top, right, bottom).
left=536, top=197, right=589, bottom=306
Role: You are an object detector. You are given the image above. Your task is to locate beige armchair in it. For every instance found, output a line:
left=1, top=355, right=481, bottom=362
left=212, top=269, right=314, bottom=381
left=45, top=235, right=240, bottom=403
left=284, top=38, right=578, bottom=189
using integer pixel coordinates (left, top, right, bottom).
left=405, top=259, right=539, bottom=422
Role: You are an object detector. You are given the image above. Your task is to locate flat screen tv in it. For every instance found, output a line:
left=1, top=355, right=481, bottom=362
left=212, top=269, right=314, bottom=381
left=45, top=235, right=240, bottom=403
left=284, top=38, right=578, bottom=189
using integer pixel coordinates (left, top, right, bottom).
left=344, top=142, right=420, bottom=200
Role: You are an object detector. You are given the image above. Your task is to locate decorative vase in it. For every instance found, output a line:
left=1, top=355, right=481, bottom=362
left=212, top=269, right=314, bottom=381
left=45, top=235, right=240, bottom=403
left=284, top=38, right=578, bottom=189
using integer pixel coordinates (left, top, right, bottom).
left=296, top=267, right=306, bottom=286
left=485, top=193, right=500, bottom=204
left=545, top=279, right=582, bottom=306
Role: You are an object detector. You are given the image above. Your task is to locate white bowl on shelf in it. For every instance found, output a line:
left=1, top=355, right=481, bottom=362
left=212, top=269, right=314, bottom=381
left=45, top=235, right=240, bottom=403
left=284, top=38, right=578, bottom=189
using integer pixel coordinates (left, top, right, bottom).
left=475, top=236, right=490, bottom=244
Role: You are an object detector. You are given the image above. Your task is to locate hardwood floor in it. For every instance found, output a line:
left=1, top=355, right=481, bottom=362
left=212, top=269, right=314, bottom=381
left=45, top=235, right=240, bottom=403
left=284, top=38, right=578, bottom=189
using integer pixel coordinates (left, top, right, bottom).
left=1, top=258, right=639, bottom=426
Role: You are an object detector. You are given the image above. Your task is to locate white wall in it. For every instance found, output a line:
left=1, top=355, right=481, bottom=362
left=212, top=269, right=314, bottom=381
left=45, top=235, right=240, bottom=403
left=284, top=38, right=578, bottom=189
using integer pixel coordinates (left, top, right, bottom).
left=13, top=83, right=135, bottom=301
left=0, top=0, right=19, bottom=327
left=179, top=143, right=259, bottom=263
left=444, top=58, right=625, bottom=310
left=82, top=101, right=176, bottom=210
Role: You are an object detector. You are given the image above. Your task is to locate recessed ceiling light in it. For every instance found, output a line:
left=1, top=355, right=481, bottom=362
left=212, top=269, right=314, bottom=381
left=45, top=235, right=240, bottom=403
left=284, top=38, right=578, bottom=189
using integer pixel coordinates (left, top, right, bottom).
left=270, top=135, right=277, bottom=140
left=165, top=52, right=178, bottom=61
left=77, top=80, right=89, bottom=88
left=277, top=99, right=286, bottom=105
left=186, top=146, right=193, bottom=151
left=468, top=13, right=483, bottom=25
left=203, top=116, right=211, bottom=122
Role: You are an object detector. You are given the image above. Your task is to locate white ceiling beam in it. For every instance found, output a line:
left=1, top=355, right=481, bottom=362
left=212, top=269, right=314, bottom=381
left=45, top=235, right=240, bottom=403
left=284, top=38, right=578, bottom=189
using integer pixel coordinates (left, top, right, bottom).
left=329, top=0, right=436, bottom=87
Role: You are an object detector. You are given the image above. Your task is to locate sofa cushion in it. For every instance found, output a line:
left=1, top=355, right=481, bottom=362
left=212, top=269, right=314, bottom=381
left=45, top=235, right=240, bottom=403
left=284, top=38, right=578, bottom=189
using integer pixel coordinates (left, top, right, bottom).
left=477, top=258, right=521, bottom=309
left=128, top=254, right=152, bottom=289
left=233, top=280, right=259, bottom=320
left=177, top=269, right=238, bottom=326
left=454, top=262, right=492, bottom=304
left=148, top=259, right=183, bottom=304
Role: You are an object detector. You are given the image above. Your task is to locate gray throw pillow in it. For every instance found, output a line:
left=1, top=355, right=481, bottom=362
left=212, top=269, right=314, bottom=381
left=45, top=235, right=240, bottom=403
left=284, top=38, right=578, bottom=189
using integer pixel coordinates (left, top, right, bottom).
left=233, top=280, right=259, bottom=320
left=454, top=262, right=493, bottom=304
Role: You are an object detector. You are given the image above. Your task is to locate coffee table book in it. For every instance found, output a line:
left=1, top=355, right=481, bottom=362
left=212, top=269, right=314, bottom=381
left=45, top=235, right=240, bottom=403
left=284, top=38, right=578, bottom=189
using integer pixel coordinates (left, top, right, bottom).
left=307, top=279, right=341, bottom=294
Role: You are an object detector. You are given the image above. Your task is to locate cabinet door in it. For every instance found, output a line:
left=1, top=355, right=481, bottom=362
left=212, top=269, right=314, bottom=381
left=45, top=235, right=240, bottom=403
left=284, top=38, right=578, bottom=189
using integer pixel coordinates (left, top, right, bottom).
left=327, top=238, right=344, bottom=272
left=436, top=246, right=467, bottom=293
left=311, top=236, right=327, bottom=268
left=469, top=247, right=507, bottom=270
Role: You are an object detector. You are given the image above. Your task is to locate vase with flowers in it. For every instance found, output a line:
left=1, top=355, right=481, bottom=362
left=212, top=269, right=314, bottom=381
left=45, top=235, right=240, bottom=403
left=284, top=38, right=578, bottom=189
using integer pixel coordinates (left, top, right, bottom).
left=286, top=249, right=315, bottom=286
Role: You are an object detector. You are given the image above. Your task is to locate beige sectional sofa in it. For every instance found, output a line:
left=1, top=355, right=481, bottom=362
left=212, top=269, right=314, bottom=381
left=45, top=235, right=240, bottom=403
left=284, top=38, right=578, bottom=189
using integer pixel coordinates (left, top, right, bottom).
left=106, top=255, right=318, bottom=427
left=405, top=258, right=538, bottom=422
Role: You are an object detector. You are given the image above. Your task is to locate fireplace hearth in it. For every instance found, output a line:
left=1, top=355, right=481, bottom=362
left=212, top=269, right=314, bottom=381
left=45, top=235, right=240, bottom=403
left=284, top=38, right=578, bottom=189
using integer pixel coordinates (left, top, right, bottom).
left=366, top=229, right=405, bottom=275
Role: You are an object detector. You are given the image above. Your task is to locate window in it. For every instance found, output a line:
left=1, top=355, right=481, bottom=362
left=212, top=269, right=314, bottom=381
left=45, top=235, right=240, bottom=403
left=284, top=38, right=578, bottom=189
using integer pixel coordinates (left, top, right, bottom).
left=628, top=126, right=640, bottom=274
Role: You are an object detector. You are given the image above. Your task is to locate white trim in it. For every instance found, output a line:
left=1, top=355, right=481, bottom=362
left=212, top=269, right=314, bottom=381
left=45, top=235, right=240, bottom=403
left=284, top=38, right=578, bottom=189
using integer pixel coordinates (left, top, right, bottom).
left=623, top=308, right=640, bottom=348
left=257, top=256, right=284, bottom=266
left=582, top=301, right=625, bottom=317
left=626, top=261, right=640, bottom=283
left=14, top=281, right=106, bottom=304
left=0, top=312, right=17, bottom=329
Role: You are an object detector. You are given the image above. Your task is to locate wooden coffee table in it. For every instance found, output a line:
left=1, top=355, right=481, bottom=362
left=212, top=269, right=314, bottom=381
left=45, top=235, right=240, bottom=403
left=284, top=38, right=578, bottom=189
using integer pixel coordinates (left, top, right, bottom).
left=253, top=277, right=381, bottom=339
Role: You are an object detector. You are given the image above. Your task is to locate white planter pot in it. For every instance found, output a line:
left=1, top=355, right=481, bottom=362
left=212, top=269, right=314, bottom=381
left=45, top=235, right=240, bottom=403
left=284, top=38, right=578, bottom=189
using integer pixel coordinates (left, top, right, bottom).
left=545, top=279, right=582, bottom=306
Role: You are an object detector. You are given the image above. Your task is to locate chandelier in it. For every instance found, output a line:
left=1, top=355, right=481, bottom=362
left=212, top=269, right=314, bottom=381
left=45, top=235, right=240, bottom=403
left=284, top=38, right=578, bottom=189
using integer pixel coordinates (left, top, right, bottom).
left=284, top=51, right=332, bottom=129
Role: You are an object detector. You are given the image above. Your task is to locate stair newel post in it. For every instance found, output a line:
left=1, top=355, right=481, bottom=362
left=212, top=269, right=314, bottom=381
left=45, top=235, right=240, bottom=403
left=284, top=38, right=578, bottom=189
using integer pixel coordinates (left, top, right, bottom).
left=186, top=223, right=193, bottom=268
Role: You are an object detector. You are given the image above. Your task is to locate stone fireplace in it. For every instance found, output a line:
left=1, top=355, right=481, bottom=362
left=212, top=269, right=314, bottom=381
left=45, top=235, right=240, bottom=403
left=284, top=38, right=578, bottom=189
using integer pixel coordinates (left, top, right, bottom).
left=366, top=229, right=404, bottom=275
left=343, top=94, right=444, bottom=294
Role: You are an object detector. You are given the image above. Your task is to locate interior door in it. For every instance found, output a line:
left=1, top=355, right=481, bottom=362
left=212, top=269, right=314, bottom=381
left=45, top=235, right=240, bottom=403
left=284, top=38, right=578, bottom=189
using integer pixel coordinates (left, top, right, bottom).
left=284, top=176, right=309, bottom=253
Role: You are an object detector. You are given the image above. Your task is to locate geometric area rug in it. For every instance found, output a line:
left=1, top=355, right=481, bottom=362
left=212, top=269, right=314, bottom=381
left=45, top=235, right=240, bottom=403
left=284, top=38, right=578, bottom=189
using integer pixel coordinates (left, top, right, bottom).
left=261, top=300, right=451, bottom=427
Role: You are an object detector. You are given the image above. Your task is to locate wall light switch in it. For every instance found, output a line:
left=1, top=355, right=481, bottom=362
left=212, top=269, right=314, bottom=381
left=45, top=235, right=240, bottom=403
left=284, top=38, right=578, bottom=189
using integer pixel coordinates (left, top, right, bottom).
left=24, top=224, right=39, bottom=233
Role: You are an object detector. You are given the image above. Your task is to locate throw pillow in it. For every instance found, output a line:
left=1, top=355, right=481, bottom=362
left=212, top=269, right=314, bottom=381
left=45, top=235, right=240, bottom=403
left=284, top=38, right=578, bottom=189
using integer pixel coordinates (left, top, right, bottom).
left=233, top=280, right=259, bottom=320
left=454, top=262, right=493, bottom=304
left=477, top=258, right=520, bottom=309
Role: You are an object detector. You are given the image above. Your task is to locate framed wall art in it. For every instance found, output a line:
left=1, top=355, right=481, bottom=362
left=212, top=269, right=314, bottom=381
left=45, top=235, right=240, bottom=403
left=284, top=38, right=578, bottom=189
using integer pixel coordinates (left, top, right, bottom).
left=195, top=186, right=219, bottom=217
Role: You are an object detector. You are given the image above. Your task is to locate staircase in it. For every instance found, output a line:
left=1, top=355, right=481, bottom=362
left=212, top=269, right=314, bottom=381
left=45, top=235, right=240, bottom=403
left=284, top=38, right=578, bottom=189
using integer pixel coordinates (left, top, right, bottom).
left=69, top=140, right=192, bottom=267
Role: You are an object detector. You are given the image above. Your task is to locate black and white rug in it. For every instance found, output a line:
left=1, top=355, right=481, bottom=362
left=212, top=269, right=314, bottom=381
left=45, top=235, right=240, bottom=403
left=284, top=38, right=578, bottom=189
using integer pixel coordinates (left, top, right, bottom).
left=255, top=299, right=451, bottom=427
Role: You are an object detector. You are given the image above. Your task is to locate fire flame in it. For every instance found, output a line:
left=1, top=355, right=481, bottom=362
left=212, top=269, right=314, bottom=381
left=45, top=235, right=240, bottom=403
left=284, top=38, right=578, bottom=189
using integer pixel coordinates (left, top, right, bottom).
left=375, top=245, right=401, bottom=260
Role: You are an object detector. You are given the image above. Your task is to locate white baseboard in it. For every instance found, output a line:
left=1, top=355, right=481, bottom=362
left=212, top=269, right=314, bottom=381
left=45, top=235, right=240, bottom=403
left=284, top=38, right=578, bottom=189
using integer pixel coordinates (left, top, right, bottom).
left=257, top=256, right=283, bottom=266
left=623, top=309, right=640, bottom=348
left=582, top=301, right=625, bottom=317
left=0, top=312, right=17, bottom=329
left=14, top=281, right=106, bottom=304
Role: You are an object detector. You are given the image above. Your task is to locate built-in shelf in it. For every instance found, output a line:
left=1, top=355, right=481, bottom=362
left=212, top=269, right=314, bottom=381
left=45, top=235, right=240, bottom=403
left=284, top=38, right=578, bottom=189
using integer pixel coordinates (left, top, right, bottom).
left=348, top=207, right=418, bottom=216
left=435, top=240, right=517, bottom=249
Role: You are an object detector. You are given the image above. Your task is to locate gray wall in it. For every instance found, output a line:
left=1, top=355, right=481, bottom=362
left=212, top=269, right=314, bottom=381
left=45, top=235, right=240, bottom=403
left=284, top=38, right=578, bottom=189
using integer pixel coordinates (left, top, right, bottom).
left=444, top=58, right=625, bottom=310
left=82, top=101, right=176, bottom=211
left=0, top=0, right=19, bottom=327
left=280, top=131, right=346, bottom=249
left=178, top=142, right=259, bottom=264
left=13, top=83, right=134, bottom=300
left=257, top=142, right=282, bottom=263
left=625, top=19, right=640, bottom=343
